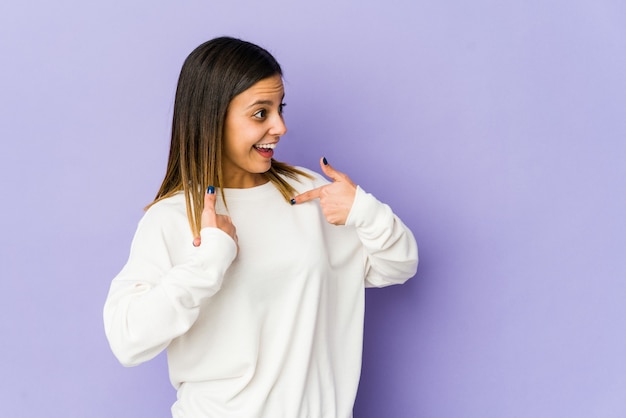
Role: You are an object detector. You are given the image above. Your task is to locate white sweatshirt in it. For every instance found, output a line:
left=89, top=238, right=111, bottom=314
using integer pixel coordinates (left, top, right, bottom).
left=103, top=168, right=418, bottom=418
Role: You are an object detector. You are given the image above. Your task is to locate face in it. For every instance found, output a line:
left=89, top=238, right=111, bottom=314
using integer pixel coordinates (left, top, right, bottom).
left=222, top=74, right=287, bottom=188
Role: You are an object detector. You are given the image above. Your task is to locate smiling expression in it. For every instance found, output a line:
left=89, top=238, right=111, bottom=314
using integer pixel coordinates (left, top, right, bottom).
left=222, top=74, right=287, bottom=188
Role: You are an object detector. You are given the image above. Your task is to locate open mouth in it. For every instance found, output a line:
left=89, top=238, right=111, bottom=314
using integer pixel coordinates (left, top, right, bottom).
left=253, top=143, right=276, bottom=158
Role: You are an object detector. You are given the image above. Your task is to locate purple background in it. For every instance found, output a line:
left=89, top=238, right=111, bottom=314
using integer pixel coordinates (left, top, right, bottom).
left=2, top=1, right=625, bottom=417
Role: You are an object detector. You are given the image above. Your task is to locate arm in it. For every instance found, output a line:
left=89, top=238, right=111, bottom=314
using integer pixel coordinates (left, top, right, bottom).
left=103, top=190, right=237, bottom=366
left=292, top=158, right=418, bottom=287
left=345, top=186, right=418, bottom=287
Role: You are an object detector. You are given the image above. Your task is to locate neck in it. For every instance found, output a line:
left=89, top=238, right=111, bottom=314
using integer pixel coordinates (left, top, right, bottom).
left=222, top=172, right=268, bottom=189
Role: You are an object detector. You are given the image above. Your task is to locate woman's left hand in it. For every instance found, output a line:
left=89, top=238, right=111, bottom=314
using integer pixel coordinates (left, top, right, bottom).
left=291, top=157, right=357, bottom=225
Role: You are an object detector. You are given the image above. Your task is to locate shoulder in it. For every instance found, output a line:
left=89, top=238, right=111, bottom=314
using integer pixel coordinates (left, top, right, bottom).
left=139, top=192, right=188, bottom=232
left=127, top=192, right=192, bottom=255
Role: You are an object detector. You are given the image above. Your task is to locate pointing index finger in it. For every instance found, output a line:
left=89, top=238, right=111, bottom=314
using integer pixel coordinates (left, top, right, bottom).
left=194, top=186, right=218, bottom=246
left=292, top=186, right=322, bottom=205
left=202, top=186, right=218, bottom=228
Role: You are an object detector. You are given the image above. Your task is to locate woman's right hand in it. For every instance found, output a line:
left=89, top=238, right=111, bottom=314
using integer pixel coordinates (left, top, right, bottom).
left=193, top=186, right=238, bottom=248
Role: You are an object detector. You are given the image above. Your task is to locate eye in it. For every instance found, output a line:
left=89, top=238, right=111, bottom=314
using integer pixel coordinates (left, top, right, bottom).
left=279, top=102, right=287, bottom=114
left=253, top=109, right=267, bottom=119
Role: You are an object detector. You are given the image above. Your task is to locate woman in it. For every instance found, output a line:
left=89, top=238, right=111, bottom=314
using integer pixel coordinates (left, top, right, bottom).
left=104, top=36, right=418, bottom=418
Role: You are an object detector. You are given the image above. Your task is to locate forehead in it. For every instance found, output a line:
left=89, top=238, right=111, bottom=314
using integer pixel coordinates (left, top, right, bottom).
left=232, top=75, right=284, bottom=105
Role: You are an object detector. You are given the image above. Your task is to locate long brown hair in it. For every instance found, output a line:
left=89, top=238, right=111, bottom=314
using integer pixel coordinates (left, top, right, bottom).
left=148, top=37, right=311, bottom=238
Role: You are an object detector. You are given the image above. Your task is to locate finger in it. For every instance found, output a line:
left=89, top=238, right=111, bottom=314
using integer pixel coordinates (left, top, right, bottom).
left=193, top=236, right=201, bottom=247
left=202, top=186, right=218, bottom=228
left=204, top=185, right=217, bottom=211
left=319, top=157, right=344, bottom=182
left=291, top=186, right=322, bottom=205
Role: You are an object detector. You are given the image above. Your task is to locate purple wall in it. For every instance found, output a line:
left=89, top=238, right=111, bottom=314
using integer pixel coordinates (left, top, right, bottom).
left=2, top=1, right=625, bottom=417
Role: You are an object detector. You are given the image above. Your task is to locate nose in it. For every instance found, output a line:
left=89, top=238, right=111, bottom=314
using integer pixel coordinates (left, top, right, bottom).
left=269, top=114, right=287, bottom=137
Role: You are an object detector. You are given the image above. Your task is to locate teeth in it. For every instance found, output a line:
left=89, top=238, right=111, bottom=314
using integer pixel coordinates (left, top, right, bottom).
left=255, top=143, right=276, bottom=149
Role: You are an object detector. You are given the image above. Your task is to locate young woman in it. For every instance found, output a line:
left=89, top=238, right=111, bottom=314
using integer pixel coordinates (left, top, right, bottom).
left=104, top=36, right=418, bottom=418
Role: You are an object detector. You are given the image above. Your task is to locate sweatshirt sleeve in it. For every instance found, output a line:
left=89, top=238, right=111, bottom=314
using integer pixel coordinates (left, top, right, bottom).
left=103, top=210, right=237, bottom=367
left=345, top=186, right=418, bottom=288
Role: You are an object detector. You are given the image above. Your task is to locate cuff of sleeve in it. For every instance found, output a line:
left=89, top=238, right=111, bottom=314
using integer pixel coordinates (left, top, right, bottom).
left=162, top=227, right=237, bottom=308
left=195, top=227, right=238, bottom=268
left=345, top=185, right=385, bottom=228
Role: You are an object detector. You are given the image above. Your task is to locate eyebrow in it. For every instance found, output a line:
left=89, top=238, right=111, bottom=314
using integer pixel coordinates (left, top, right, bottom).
left=246, top=100, right=275, bottom=109
left=245, top=94, right=286, bottom=109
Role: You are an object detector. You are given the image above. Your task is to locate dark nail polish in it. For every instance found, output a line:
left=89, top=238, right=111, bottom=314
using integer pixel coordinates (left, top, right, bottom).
left=207, top=186, right=215, bottom=194
left=322, top=157, right=328, bottom=165
left=290, top=198, right=296, bottom=205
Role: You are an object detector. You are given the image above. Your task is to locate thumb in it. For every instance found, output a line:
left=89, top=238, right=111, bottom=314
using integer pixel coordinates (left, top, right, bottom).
left=319, top=157, right=344, bottom=182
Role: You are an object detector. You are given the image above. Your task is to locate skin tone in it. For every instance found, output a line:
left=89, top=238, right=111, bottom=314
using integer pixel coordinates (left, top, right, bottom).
left=292, top=157, right=357, bottom=225
left=194, top=188, right=237, bottom=248
left=194, top=76, right=357, bottom=247
left=222, top=74, right=287, bottom=189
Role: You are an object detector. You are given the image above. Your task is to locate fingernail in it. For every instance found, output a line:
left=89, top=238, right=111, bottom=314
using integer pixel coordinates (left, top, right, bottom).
left=322, top=157, right=328, bottom=165
left=290, top=198, right=296, bottom=205
left=207, top=186, right=215, bottom=194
